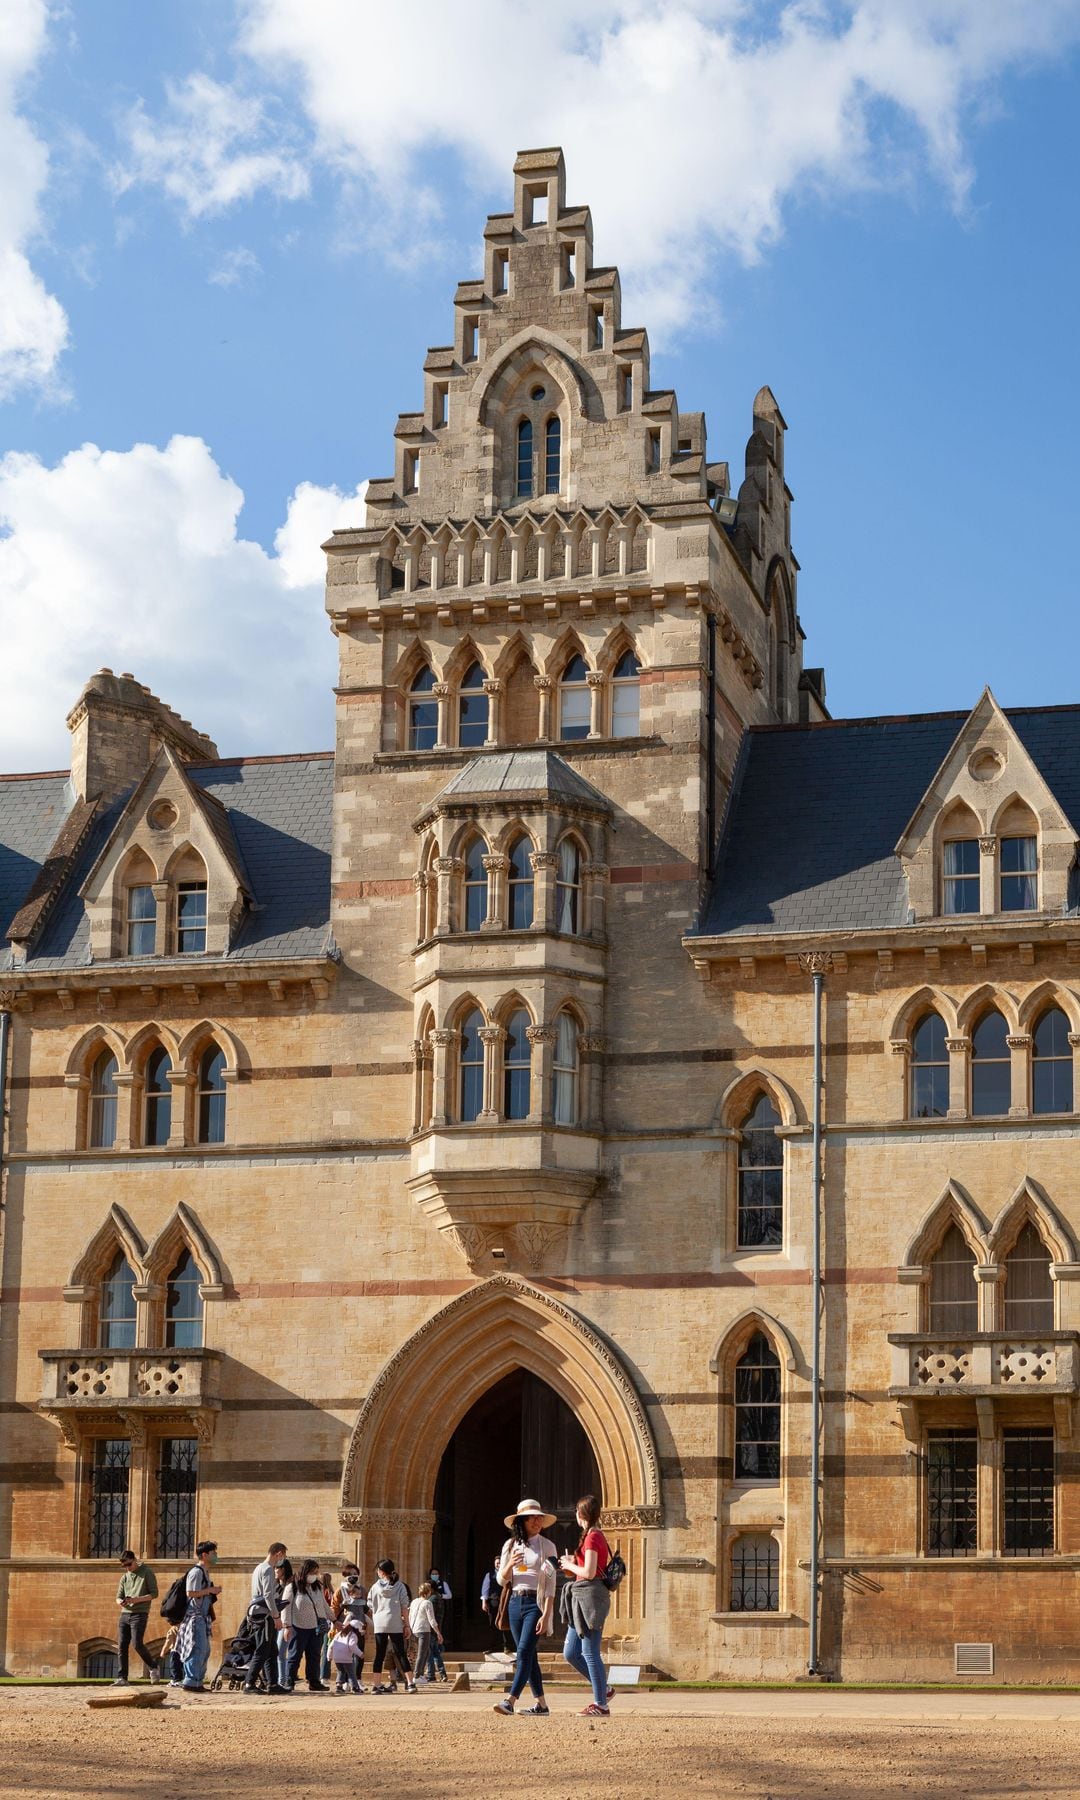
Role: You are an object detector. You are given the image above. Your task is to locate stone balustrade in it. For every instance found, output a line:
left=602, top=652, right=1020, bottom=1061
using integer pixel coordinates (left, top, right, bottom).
left=888, top=1332, right=1080, bottom=1397
left=39, top=1346, right=222, bottom=1412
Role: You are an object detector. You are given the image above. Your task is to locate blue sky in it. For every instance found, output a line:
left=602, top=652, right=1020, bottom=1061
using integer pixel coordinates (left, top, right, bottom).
left=2, top=1, right=1080, bottom=769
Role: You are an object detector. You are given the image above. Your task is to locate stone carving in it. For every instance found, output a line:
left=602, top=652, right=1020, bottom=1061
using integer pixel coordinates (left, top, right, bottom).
left=914, top=1348, right=971, bottom=1387
left=797, top=951, right=832, bottom=976
left=513, top=1221, right=565, bottom=1271
left=998, top=1344, right=1055, bottom=1385
left=136, top=1357, right=189, bottom=1398
left=441, top=1224, right=495, bottom=1269
left=338, top=1507, right=437, bottom=1534
left=62, top=1357, right=113, bottom=1399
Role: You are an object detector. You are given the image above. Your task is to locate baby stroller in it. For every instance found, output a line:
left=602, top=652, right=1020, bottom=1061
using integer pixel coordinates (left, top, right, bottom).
left=210, top=1613, right=263, bottom=1691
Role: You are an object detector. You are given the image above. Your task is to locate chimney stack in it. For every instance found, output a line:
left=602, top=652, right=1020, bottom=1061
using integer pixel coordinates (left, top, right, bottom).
left=66, top=669, right=217, bottom=802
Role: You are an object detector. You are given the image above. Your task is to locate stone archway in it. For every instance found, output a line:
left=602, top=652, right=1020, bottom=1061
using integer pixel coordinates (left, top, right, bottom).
left=338, top=1275, right=661, bottom=1638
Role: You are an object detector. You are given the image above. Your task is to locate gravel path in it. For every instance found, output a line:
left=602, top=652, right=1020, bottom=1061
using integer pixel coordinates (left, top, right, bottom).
left=1, top=1688, right=1079, bottom=1798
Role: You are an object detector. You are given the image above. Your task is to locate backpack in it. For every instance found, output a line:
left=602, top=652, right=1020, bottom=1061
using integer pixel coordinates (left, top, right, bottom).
left=602, top=1551, right=627, bottom=1593
left=160, top=1576, right=189, bottom=1623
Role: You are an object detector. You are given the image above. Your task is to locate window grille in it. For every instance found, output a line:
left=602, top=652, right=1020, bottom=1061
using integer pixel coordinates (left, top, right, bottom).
left=197, top=1047, right=226, bottom=1145
left=409, top=666, right=438, bottom=751
left=176, top=883, right=207, bottom=955
left=1003, top=1428, right=1054, bottom=1556
left=463, top=839, right=488, bottom=933
left=734, top=1332, right=781, bottom=1481
left=506, top=837, right=534, bottom=930
left=156, top=1438, right=199, bottom=1559
left=144, top=1047, right=172, bottom=1146
left=82, top=1649, right=119, bottom=1680
left=552, top=1012, right=579, bottom=1126
left=1003, top=1222, right=1054, bottom=1333
left=927, top=1224, right=978, bottom=1334
left=558, top=655, right=590, bottom=741
left=100, top=1252, right=137, bottom=1349
left=126, top=884, right=156, bottom=956
left=458, top=662, right=489, bottom=748
left=942, top=838, right=980, bottom=914
left=971, top=1011, right=1011, bottom=1116
left=611, top=650, right=640, bottom=737
left=1000, top=835, right=1037, bottom=912
left=459, top=1009, right=484, bottom=1123
left=89, top=1052, right=118, bottom=1149
left=503, top=1009, right=532, bottom=1121
left=1032, top=1008, right=1073, bottom=1114
left=737, top=1095, right=783, bottom=1247
left=165, top=1249, right=204, bottom=1348
left=730, top=1533, right=779, bottom=1612
left=88, top=1438, right=131, bottom=1559
left=926, top=1429, right=976, bottom=1556
left=910, top=1012, right=949, bottom=1118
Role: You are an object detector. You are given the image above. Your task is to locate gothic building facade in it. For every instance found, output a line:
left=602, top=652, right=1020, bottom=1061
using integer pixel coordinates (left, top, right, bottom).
left=2, top=148, right=1079, bottom=1682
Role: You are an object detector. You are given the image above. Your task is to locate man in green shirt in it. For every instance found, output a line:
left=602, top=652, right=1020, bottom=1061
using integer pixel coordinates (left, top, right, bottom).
left=114, top=1549, right=160, bottom=1684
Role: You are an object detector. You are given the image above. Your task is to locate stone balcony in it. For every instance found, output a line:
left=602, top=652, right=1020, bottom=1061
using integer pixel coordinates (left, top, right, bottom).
left=38, top=1347, right=222, bottom=1442
left=887, top=1332, right=1080, bottom=1437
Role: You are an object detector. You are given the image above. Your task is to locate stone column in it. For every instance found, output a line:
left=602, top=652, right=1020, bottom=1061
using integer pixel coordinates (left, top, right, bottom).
left=531, top=851, right=557, bottom=930
left=614, top=521, right=632, bottom=577
left=413, top=870, right=430, bottom=942
left=975, top=1262, right=1002, bottom=1333
left=579, top=1034, right=606, bottom=1128
left=482, top=853, right=509, bottom=928
left=890, top=1039, right=911, bottom=1118
left=63, top=1073, right=90, bottom=1150
left=526, top=1024, right=556, bottom=1123
left=411, top=1037, right=428, bottom=1134
left=479, top=1025, right=504, bottom=1124
left=1006, top=1034, right=1031, bottom=1118
left=583, top=861, right=609, bottom=939
left=433, top=684, right=450, bottom=751
left=1072, top=1033, right=1080, bottom=1107
left=586, top=671, right=606, bottom=739
left=433, top=857, right=461, bottom=935
left=535, top=675, right=553, bottom=740
left=483, top=678, right=502, bottom=745
left=151, top=881, right=169, bottom=957
left=945, top=1037, right=970, bottom=1119
left=166, top=1070, right=193, bottom=1148
left=119, top=1410, right=153, bottom=1556
left=114, top=1071, right=138, bottom=1149
left=429, top=1029, right=456, bottom=1129
left=978, top=836, right=997, bottom=914
left=430, top=537, right=446, bottom=590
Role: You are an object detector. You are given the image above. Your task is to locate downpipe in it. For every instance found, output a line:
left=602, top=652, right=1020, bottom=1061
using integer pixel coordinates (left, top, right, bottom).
left=801, top=953, right=829, bottom=1678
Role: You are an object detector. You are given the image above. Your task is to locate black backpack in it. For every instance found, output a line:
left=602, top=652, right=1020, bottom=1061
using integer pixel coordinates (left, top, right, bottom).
left=160, top=1575, right=189, bottom=1623
left=602, top=1551, right=627, bottom=1593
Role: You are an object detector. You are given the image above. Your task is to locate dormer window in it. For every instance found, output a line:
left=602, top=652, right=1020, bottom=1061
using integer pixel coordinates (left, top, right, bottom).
left=126, top=883, right=156, bottom=956
left=176, top=882, right=207, bottom=954
left=1001, top=835, right=1037, bottom=912
left=942, top=838, right=979, bottom=915
left=409, top=667, right=438, bottom=751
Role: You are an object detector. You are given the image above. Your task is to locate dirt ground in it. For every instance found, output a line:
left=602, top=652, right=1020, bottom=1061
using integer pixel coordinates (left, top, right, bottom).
left=2, top=1688, right=1080, bottom=1799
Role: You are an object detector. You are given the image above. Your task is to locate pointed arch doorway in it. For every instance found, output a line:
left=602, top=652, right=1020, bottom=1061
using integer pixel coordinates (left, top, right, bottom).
left=432, top=1368, right=600, bottom=1647
left=339, top=1276, right=661, bottom=1646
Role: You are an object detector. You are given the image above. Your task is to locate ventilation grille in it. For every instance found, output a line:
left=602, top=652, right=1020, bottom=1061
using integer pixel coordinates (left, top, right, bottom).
left=954, top=1642, right=994, bottom=1676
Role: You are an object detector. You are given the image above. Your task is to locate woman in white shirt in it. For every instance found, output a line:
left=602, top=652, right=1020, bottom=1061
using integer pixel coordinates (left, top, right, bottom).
left=492, top=1498, right=557, bottom=1717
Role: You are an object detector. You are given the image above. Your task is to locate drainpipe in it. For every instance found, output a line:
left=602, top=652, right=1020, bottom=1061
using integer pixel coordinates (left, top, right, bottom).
left=799, top=951, right=830, bottom=1677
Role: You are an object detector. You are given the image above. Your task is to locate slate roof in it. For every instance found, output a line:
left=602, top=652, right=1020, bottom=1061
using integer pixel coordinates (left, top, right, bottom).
left=696, top=706, right=1080, bottom=939
left=0, top=755, right=333, bottom=971
left=428, top=749, right=610, bottom=811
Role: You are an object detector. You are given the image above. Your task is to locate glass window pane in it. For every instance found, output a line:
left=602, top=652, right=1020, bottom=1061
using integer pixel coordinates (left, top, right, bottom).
left=611, top=679, right=639, bottom=738
left=544, top=417, right=561, bottom=493
left=166, top=1249, right=204, bottom=1348
left=556, top=838, right=581, bottom=934
left=928, top=1224, right=978, bottom=1334
left=126, top=885, right=156, bottom=956
left=553, top=1013, right=579, bottom=1125
left=459, top=1010, right=484, bottom=1122
left=101, top=1253, right=137, bottom=1349
left=144, top=1048, right=172, bottom=1146
left=156, top=1438, right=199, bottom=1559
left=1003, top=1222, right=1054, bottom=1333
left=177, top=883, right=207, bottom=954
left=926, top=1430, right=977, bottom=1556
left=559, top=681, right=590, bottom=741
left=88, top=1438, right=131, bottom=1559
left=458, top=663, right=489, bottom=747
left=507, top=838, right=534, bottom=929
left=90, top=1053, right=118, bottom=1149
left=1000, top=836, right=1037, bottom=911
left=971, top=1012, right=1011, bottom=1115
left=516, top=419, right=533, bottom=497
left=503, top=1009, right=532, bottom=1121
left=734, top=1332, right=781, bottom=1481
left=738, top=1096, right=783, bottom=1248
left=910, top=1013, right=950, bottom=1118
left=942, top=838, right=980, bottom=915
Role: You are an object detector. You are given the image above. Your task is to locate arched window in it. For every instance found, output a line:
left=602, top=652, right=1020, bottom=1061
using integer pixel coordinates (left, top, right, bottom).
left=506, top=835, right=534, bottom=929
left=555, top=837, right=582, bottom=934
left=144, top=1047, right=172, bottom=1147
left=176, top=870, right=207, bottom=955
left=730, top=1533, right=779, bottom=1613
left=458, top=661, right=489, bottom=748
left=463, top=838, right=488, bottom=933
left=941, top=808, right=980, bottom=915
left=544, top=416, right=561, bottom=494
left=459, top=1008, right=485, bottom=1123
left=737, top=1095, right=783, bottom=1248
left=610, top=648, right=640, bottom=737
left=927, top=1224, right=978, bottom=1334
left=1000, top=815, right=1038, bottom=912
left=516, top=418, right=533, bottom=498
left=558, top=654, right=591, bottom=741
left=1032, top=1007, right=1073, bottom=1114
left=503, top=1009, right=532, bottom=1121
left=409, top=666, right=438, bottom=751
left=552, top=1012, right=580, bottom=1126
left=971, top=1011, right=1010, bottom=1116
left=734, top=1331, right=781, bottom=1481
left=165, top=1249, right=204, bottom=1348
left=197, top=1047, right=227, bottom=1144
left=1004, top=1221, right=1054, bottom=1333
left=910, top=1013, right=949, bottom=1118
left=89, top=1052, right=118, bottom=1150
left=126, top=883, right=156, bottom=956
left=100, top=1252, right=137, bottom=1349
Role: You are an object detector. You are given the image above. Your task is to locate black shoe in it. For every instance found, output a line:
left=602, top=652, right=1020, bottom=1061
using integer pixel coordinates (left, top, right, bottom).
left=307, top=1682, right=329, bottom=1692
left=266, top=1684, right=289, bottom=1695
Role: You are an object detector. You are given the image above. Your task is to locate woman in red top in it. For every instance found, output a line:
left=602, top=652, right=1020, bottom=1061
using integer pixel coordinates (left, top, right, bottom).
left=558, top=1493, right=612, bottom=1716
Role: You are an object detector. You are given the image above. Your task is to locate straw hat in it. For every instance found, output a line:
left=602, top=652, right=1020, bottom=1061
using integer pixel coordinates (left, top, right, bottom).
left=503, top=1497, right=557, bottom=1530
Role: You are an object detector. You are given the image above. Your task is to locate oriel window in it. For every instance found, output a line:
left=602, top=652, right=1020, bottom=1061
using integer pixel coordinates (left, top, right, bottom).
left=737, top=1095, right=783, bottom=1248
left=409, top=666, right=438, bottom=751
left=458, top=662, right=489, bottom=748
left=503, top=1009, right=532, bottom=1121
left=459, top=1009, right=484, bottom=1123
left=463, top=839, right=488, bottom=933
left=506, top=836, right=534, bottom=929
left=552, top=1012, right=580, bottom=1126
left=734, top=1331, right=781, bottom=1481
left=555, top=837, right=582, bottom=934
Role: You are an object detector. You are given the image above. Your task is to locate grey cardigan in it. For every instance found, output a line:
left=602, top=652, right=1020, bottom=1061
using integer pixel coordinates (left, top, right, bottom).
left=567, top=1575, right=610, bottom=1636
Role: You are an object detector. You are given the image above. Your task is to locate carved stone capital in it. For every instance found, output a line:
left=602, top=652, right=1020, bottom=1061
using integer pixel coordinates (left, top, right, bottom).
left=586, top=671, right=606, bottom=689
left=797, top=951, right=833, bottom=976
left=530, top=851, right=557, bottom=872
left=945, top=1038, right=970, bottom=1054
left=533, top=675, right=553, bottom=693
left=482, top=679, right=503, bottom=697
left=979, top=837, right=997, bottom=855
left=413, top=870, right=429, bottom=891
left=432, top=682, right=450, bottom=701
left=433, top=857, right=462, bottom=877
left=478, top=1026, right=505, bottom=1045
left=1070, top=1034, right=1080, bottom=1049
left=583, top=862, right=610, bottom=882
left=526, top=1024, right=557, bottom=1045
left=481, top=854, right=509, bottom=874
left=1006, top=1035, right=1031, bottom=1050
left=0, top=987, right=19, bottom=1011
left=579, top=1034, right=607, bottom=1055
left=889, top=1038, right=910, bottom=1056
left=430, top=1028, right=457, bottom=1048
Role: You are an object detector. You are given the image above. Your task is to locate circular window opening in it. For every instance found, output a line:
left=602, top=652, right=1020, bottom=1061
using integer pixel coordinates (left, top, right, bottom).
left=147, top=800, right=178, bottom=831
left=968, top=748, right=1004, bottom=783
left=530, top=385, right=546, bottom=401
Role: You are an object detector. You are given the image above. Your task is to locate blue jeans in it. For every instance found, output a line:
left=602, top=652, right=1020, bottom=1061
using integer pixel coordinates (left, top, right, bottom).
left=182, top=1615, right=210, bottom=1688
left=508, top=1592, right=543, bottom=1701
left=277, top=1629, right=289, bottom=1687
left=426, top=1637, right=446, bottom=1679
left=317, top=1616, right=331, bottom=1680
left=286, top=1626, right=320, bottom=1688
left=563, top=1622, right=607, bottom=1707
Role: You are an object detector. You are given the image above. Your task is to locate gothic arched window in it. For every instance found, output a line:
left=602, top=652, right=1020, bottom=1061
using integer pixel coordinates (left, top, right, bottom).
left=89, top=1052, right=118, bottom=1150
left=165, top=1249, right=204, bottom=1348
left=544, top=416, right=561, bottom=494
left=610, top=648, right=640, bottom=737
left=558, top=654, right=590, bottom=741
left=516, top=419, right=533, bottom=498
left=459, top=1008, right=485, bottom=1123
left=458, top=662, right=489, bottom=748
left=462, top=838, right=488, bottom=933
left=927, top=1223, right=978, bottom=1334
left=409, top=666, right=438, bottom=752
left=910, top=1013, right=949, bottom=1118
left=100, top=1252, right=137, bottom=1350
left=507, top=835, right=534, bottom=929
left=197, top=1047, right=227, bottom=1145
left=734, top=1331, right=781, bottom=1481
left=144, top=1047, right=172, bottom=1147
left=1032, top=1007, right=1073, bottom=1114
left=1003, top=1221, right=1054, bottom=1333
left=503, top=1009, right=532, bottom=1121
left=552, top=1011, right=580, bottom=1126
left=737, top=1095, right=783, bottom=1248
left=971, top=1011, right=1010, bottom=1116
left=555, top=836, right=582, bottom=934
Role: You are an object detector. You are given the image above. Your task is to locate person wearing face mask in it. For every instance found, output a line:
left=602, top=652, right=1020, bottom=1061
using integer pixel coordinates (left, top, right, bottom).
left=243, top=1541, right=289, bottom=1695
left=179, top=1541, right=222, bottom=1693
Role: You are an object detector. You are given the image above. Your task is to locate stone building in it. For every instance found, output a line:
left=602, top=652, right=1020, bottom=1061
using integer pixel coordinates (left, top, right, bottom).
left=2, top=147, right=1079, bottom=1683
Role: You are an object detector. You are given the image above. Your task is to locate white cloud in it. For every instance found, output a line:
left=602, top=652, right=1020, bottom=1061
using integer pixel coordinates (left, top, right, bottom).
left=0, top=0, right=69, bottom=398
left=230, top=0, right=1080, bottom=335
left=0, top=436, right=355, bottom=771
left=209, top=244, right=262, bottom=287
left=114, top=73, right=310, bottom=220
